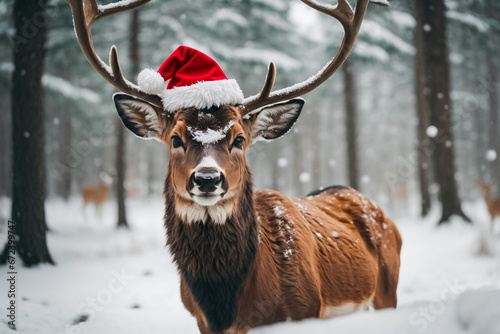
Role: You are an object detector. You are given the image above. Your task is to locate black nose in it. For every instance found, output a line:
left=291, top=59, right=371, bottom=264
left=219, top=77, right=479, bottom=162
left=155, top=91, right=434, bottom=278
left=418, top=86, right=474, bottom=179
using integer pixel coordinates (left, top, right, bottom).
left=193, top=168, right=221, bottom=193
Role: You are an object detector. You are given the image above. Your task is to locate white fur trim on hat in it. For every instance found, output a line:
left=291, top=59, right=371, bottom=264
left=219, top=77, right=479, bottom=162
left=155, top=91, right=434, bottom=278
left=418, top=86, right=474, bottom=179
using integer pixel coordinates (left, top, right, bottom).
left=138, top=68, right=166, bottom=95
left=161, top=79, right=244, bottom=113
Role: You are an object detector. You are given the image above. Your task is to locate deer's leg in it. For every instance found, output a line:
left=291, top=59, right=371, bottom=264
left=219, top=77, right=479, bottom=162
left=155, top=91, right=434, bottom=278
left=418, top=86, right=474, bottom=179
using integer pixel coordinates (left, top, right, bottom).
left=97, top=204, right=103, bottom=221
left=82, top=201, right=87, bottom=220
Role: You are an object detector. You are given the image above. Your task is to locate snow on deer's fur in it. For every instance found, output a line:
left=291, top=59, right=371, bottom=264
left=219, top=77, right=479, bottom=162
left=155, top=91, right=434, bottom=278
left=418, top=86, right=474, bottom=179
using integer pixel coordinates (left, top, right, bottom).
left=66, top=0, right=401, bottom=333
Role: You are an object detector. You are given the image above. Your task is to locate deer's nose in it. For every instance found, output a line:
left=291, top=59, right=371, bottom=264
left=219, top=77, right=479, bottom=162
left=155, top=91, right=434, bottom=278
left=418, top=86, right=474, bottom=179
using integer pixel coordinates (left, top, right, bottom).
left=193, top=168, right=222, bottom=193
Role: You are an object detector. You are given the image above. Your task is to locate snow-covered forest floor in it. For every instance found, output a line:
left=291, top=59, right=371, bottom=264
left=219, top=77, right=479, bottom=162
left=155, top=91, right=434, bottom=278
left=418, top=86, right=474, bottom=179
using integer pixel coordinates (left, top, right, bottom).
left=0, top=197, right=499, bottom=334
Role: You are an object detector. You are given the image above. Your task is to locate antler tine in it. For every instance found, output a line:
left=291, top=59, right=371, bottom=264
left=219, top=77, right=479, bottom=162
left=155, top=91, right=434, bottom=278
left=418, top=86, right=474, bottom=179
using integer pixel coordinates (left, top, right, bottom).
left=260, top=62, right=276, bottom=99
left=243, top=62, right=276, bottom=113
left=65, top=0, right=163, bottom=108
left=109, top=46, right=127, bottom=87
left=242, top=0, right=373, bottom=115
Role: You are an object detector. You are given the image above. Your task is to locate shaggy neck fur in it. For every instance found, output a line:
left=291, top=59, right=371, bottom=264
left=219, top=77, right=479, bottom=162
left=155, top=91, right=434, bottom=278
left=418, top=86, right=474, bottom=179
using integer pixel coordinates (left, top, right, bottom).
left=164, top=165, right=258, bottom=333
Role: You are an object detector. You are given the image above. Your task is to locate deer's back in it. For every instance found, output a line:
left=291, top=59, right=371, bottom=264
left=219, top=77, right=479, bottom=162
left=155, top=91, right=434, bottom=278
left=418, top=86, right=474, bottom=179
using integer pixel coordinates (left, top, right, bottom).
left=81, top=185, right=108, bottom=204
left=252, top=186, right=401, bottom=319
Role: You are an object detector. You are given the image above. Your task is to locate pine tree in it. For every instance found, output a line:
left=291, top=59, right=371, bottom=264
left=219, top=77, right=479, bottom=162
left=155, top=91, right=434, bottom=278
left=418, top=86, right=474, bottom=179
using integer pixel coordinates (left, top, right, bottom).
left=1, top=0, right=54, bottom=266
left=419, top=0, right=470, bottom=224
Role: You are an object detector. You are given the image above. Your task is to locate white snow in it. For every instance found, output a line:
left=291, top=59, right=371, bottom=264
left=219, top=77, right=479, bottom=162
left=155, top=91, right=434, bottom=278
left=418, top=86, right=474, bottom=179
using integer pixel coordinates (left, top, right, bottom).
left=369, top=0, right=389, bottom=6
left=391, top=11, right=415, bottom=29
left=299, top=172, right=310, bottom=183
left=252, top=289, right=500, bottom=334
left=0, top=199, right=499, bottom=333
left=447, top=11, right=489, bottom=33
left=360, top=20, right=415, bottom=55
left=43, top=75, right=101, bottom=103
left=97, top=0, right=141, bottom=12
left=426, top=125, right=438, bottom=138
left=273, top=206, right=284, bottom=218
left=230, top=47, right=300, bottom=70
left=243, top=56, right=331, bottom=105
left=209, top=8, right=248, bottom=28
left=188, top=121, right=234, bottom=144
left=277, top=158, right=288, bottom=168
left=354, top=41, right=390, bottom=63
left=486, top=149, right=497, bottom=162
left=1, top=63, right=101, bottom=103
left=253, top=0, right=287, bottom=11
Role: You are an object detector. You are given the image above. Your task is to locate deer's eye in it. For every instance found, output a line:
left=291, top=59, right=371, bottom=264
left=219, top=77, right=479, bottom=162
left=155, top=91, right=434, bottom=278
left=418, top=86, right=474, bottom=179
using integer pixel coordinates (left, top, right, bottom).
left=232, top=136, right=245, bottom=149
left=172, top=135, right=183, bottom=149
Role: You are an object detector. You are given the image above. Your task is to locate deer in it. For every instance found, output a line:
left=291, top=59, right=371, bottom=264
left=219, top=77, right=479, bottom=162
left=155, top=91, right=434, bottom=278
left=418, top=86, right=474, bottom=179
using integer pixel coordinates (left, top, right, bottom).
left=477, top=180, right=500, bottom=231
left=81, top=172, right=113, bottom=219
left=65, top=0, right=402, bottom=333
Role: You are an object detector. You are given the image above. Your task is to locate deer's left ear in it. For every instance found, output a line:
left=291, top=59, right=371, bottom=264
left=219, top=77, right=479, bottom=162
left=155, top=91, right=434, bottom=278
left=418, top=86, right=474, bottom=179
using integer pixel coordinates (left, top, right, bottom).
left=250, top=98, right=304, bottom=142
left=113, top=93, right=164, bottom=139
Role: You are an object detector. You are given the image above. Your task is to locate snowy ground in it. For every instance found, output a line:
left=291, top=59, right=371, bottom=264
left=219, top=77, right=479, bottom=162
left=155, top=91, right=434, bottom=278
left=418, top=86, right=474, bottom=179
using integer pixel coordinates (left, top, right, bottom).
left=0, top=196, right=499, bottom=334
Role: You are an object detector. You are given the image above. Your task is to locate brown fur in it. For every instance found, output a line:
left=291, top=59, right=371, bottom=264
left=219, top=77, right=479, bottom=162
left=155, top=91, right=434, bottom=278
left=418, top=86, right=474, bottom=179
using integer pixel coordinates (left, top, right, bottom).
left=81, top=184, right=109, bottom=210
left=153, top=106, right=402, bottom=334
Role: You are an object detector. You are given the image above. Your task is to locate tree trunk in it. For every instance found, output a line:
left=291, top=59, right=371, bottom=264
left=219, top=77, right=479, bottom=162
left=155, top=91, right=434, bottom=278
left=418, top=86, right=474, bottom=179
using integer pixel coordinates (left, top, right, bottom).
left=485, top=0, right=500, bottom=194
left=58, top=114, right=72, bottom=200
left=419, top=0, right=470, bottom=224
left=414, top=1, right=432, bottom=217
left=0, top=90, right=11, bottom=198
left=1, top=0, right=54, bottom=266
left=116, top=9, right=141, bottom=228
left=342, top=58, right=360, bottom=191
left=115, top=121, right=128, bottom=228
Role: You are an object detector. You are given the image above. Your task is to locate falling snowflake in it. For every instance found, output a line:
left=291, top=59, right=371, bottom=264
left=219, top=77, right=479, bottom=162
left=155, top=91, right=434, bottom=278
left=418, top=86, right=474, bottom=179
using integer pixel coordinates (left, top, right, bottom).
left=426, top=126, right=438, bottom=138
left=278, top=158, right=288, bottom=168
left=486, top=150, right=497, bottom=162
left=299, top=172, right=310, bottom=183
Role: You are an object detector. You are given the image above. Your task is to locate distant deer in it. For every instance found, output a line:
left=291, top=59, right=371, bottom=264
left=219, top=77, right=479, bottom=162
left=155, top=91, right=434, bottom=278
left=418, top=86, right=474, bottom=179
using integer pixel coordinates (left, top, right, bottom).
left=66, top=0, right=401, bottom=333
left=477, top=181, right=500, bottom=231
left=81, top=172, right=113, bottom=219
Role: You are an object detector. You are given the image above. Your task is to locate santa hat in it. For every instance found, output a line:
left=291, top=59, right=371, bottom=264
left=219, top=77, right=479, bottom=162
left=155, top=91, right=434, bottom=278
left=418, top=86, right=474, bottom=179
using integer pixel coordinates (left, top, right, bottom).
left=138, top=46, right=244, bottom=112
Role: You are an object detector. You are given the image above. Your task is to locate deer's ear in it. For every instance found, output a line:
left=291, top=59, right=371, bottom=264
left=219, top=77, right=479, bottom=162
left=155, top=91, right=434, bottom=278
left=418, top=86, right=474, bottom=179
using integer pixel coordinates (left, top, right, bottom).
left=251, top=98, right=304, bottom=142
left=113, top=93, right=164, bottom=139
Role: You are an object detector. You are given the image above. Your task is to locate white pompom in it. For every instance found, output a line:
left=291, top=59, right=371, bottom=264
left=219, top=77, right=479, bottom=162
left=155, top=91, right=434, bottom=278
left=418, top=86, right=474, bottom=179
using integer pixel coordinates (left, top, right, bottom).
left=138, top=68, right=165, bottom=94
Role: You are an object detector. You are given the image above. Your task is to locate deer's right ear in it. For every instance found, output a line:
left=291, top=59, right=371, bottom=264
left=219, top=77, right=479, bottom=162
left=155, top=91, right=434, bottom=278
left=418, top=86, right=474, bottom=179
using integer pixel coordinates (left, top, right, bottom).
left=113, top=93, right=163, bottom=139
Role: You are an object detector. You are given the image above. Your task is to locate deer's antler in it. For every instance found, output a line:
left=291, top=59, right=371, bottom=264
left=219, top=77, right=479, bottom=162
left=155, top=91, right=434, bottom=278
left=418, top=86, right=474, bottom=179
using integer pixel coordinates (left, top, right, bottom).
left=241, top=0, right=386, bottom=114
left=65, top=0, right=162, bottom=108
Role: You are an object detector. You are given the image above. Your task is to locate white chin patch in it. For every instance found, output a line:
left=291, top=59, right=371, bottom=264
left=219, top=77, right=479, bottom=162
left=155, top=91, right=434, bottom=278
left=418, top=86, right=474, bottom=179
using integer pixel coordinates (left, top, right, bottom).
left=192, top=195, right=222, bottom=207
left=175, top=199, right=234, bottom=225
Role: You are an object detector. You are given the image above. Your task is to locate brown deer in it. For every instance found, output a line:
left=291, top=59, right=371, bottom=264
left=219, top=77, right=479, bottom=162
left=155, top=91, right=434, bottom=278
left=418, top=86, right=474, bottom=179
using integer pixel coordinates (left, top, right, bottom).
left=477, top=181, right=500, bottom=231
left=65, top=0, right=401, bottom=333
left=81, top=172, right=112, bottom=219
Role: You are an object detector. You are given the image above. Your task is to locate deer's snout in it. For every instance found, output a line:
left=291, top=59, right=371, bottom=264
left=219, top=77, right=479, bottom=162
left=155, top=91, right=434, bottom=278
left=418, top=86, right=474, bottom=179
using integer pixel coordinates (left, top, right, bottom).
left=192, top=168, right=222, bottom=193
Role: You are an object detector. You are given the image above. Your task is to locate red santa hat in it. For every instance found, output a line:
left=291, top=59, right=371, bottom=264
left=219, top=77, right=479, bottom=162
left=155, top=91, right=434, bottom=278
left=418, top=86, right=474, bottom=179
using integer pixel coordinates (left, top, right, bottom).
left=137, top=46, right=244, bottom=112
